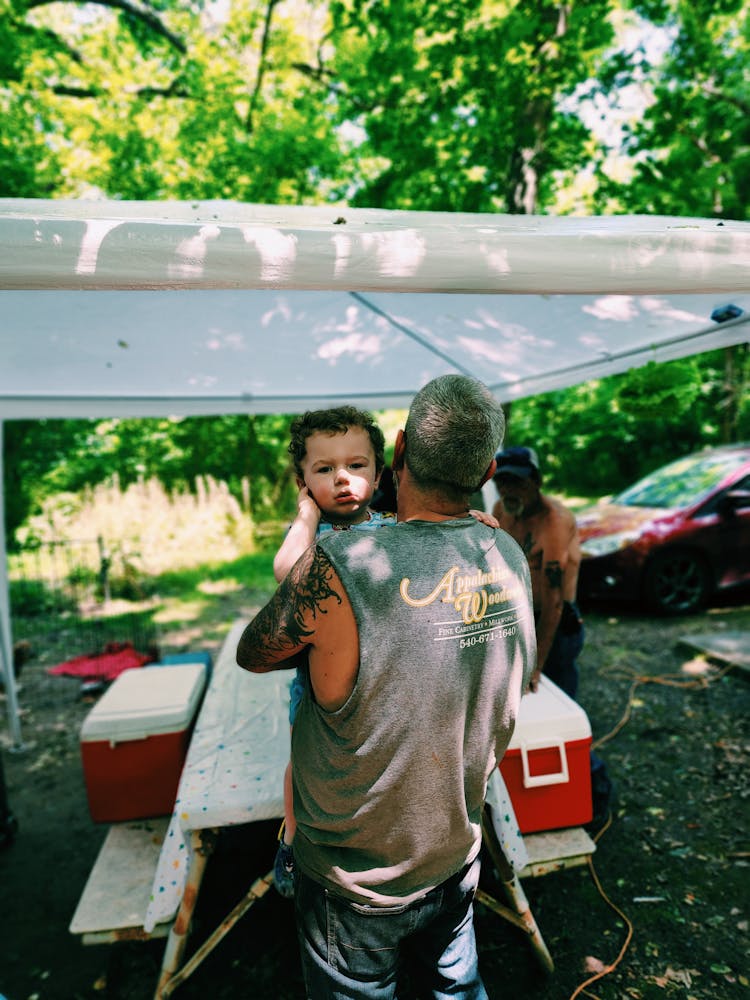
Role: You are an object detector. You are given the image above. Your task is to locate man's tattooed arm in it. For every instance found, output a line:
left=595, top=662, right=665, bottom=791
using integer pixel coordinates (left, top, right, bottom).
left=236, top=544, right=342, bottom=673
left=544, top=560, right=563, bottom=592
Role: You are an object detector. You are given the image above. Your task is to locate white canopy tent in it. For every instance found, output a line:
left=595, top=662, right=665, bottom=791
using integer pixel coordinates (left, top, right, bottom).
left=1, top=199, right=749, bottom=745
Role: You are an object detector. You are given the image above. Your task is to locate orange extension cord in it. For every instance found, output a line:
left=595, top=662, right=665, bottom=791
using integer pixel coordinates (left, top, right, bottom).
left=565, top=659, right=738, bottom=1000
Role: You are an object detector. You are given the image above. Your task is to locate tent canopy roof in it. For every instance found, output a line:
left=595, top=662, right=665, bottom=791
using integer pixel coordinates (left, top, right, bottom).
left=1, top=199, right=749, bottom=418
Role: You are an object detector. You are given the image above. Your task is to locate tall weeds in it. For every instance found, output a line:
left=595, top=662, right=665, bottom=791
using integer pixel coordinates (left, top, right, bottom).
left=20, top=476, right=256, bottom=579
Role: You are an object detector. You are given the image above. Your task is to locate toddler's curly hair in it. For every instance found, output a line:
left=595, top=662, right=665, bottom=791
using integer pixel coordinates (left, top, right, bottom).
left=288, top=406, right=385, bottom=478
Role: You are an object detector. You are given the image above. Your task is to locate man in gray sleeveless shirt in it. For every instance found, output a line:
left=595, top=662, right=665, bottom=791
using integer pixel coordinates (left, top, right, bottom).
left=237, top=375, right=536, bottom=999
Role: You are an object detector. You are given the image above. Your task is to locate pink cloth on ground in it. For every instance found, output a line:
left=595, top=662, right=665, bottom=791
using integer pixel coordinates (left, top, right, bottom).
left=47, top=643, right=149, bottom=680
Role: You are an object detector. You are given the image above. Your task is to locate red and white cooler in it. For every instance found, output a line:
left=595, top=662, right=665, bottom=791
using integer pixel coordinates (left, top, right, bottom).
left=80, top=662, right=207, bottom=823
left=499, top=675, right=592, bottom=833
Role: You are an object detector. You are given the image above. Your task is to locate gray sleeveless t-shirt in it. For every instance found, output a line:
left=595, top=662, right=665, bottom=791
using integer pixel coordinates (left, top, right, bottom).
left=291, top=516, right=535, bottom=906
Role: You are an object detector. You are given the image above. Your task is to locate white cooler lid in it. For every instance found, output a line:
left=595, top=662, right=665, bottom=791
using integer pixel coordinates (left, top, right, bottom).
left=507, top=674, right=591, bottom=749
left=80, top=663, right=207, bottom=742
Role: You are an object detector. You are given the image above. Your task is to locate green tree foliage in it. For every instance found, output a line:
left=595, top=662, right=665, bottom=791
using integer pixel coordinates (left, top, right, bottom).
left=594, top=0, right=750, bottom=219
left=298, top=0, right=616, bottom=212
left=2, top=0, right=626, bottom=209
left=2, top=414, right=299, bottom=545
left=2, top=0, right=347, bottom=200
left=2, top=419, right=93, bottom=548
left=584, top=0, right=750, bottom=457
left=0, top=0, right=60, bottom=195
left=504, top=348, right=750, bottom=497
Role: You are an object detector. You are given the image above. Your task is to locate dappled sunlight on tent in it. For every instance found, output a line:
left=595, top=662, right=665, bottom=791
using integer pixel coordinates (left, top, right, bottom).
left=640, top=297, right=708, bottom=324
left=583, top=295, right=640, bottom=322
left=1, top=286, right=748, bottom=414
left=240, top=225, right=298, bottom=282
left=3, top=200, right=749, bottom=292
left=363, top=228, right=427, bottom=277
left=317, top=332, right=384, bottom=364
left=77, top=219, right=121, bottom=275
left=171, top=224, right=222, bottom=280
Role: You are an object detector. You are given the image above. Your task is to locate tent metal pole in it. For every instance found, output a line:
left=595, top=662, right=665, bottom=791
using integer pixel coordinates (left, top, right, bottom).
left=0, top=420, right=24, bottom=749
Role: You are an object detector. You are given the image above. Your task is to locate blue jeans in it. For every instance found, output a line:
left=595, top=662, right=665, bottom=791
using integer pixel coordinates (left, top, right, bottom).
left=543, top=602, right=584, bottom=700
left=294, top=856, right=488, bottom=1000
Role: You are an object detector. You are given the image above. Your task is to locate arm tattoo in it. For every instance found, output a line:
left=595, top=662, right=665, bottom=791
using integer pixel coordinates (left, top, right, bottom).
left=237, top=545, right=342, bottom=668
left=544, top=560, right=563, bottom=591
left=521, top=531, right=544, bottom=573
left=520, top=531, right=535, bottom=557
left=289, top=544, right=342, bottom=629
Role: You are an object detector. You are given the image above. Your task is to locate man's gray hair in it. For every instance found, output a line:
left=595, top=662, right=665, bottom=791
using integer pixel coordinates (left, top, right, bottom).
left=404, top=375, right=505, bottom=497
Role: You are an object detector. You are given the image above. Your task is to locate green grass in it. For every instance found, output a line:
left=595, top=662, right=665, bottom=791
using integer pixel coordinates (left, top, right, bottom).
left=11, top=543, right=281, bottom=664
left=153, top=549, right=278, bottom=600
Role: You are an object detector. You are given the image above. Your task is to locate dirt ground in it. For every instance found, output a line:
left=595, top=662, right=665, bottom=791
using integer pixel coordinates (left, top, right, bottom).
left=1, top=586, right=749, bottom=1000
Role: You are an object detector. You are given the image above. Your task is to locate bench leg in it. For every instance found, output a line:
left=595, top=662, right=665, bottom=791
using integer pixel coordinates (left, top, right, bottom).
left=480, top=806, right=554, bottom=974
left=157, top=870, right=274, bottom=998
left=153, top=829, right=214, bottom=1000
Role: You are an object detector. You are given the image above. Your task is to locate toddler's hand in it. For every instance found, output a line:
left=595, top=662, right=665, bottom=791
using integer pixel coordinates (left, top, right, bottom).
left=296, top=486, right=321, bottom=528
left=469, top=508, right=499, bottom=529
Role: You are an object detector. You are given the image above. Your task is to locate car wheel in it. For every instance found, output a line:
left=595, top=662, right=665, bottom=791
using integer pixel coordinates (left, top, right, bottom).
left=643, top=549, right=710, bottom=615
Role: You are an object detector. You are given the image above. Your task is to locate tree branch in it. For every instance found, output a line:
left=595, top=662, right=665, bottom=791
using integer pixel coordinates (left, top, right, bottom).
left=292, top=61, right=377, bottom=113
left=131, top=80, right=191, bottom=101
left=52, top=84, right=101, bottom=98
left=14, top=21, right=84, bottom=63
left=26, top=0, right=187, bottom=54
left=51, top=77, right=191, bottom=101
left=701, top=83, right=750, bottom=118
left=246, top=0, right=282, bottom=133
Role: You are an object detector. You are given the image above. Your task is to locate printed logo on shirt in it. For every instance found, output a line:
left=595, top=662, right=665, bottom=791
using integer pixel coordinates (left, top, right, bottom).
left=399, top=566, right=525, bottom=648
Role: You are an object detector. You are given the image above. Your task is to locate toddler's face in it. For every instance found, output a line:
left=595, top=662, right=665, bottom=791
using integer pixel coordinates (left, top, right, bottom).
left=300, top=427, right=380, bottom=525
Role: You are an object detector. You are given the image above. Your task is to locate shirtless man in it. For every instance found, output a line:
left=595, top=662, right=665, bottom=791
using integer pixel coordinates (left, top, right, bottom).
left=492, top=446, right=583, bottom=697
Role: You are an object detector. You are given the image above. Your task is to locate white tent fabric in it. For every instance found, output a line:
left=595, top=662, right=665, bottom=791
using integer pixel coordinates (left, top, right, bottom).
left=1, top=199, right=749, bottom=745
left=2, top=288, right=749, bottom=418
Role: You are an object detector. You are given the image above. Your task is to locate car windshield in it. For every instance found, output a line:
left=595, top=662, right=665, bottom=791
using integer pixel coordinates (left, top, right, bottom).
left=615, top=452, right=747, bottom=509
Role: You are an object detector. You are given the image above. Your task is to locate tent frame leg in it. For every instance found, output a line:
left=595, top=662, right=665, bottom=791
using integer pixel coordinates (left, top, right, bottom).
left=153, top=829, right=214, bottom=1000
left=479, top=806, right=554, bottom=974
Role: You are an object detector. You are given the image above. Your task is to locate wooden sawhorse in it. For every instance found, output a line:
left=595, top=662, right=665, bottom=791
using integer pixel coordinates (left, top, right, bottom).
left=71, top=809, right=595, bottom=994
left=477, top=805, right=596, bottom=974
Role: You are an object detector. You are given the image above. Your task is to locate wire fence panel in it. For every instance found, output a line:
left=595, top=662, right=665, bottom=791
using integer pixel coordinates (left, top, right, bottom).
left=9, top=538, right=105, bottom=618
left=8, top=538, right=159, bottom=694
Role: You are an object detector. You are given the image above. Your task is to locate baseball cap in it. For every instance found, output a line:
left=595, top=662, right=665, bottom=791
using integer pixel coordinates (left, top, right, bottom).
left=493, top=446, right=540, bottom=479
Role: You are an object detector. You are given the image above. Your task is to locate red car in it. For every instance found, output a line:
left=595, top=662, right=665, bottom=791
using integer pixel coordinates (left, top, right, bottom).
left=576, top=443, right=750, bottom=614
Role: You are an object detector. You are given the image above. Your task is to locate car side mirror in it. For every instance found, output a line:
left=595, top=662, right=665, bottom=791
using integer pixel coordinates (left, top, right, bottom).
left=718, top=488, right=750, bottom=518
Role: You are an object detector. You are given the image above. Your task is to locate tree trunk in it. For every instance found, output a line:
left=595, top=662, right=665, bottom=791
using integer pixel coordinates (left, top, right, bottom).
left=501, top=400, right=513, bottom=443
left=504, top=2, right=569, bottom=214
left=721, top=343, right=749, bottom=443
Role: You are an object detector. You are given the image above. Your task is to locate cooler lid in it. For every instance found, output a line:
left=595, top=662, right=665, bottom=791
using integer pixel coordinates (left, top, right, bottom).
left=507, top=674, right=591, bottom=749
left=80, top=663, right=207, bottom=742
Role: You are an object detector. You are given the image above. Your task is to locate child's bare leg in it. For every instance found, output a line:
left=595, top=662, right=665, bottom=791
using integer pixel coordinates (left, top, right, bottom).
left=283, top=758, right=296, bottom=843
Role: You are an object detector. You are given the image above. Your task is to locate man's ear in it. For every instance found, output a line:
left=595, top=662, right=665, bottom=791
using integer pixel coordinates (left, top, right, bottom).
left=392, top=429, right=406, bottom=471
left=478, top=458, right=497, bottom=488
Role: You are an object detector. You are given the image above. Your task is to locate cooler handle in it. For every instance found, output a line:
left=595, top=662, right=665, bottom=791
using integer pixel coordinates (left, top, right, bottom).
left=520, top=739, right=569, bottom=788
